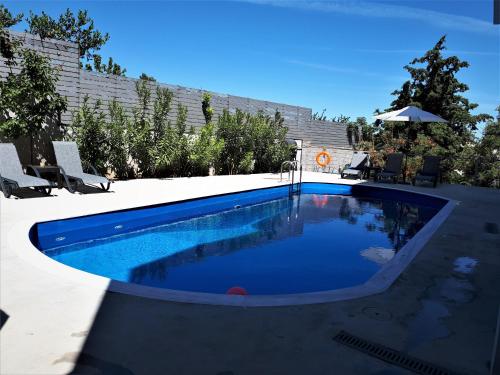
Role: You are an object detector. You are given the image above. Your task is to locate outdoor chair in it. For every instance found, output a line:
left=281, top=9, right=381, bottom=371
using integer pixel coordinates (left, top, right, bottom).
left=413, top=156, right=441, bottom=187
left=0, top=143, right=55, bottom=198
left=341, top=152, right=370, bottom=180
left=52, top=141, right=111, bottom=193
left=376, top=153, right=404, bottom=184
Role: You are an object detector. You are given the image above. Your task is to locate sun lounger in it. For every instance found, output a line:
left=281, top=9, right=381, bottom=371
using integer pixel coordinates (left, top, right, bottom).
left=0, top=143, right=54, bottom=198
left=376, top=153, right=404, bottom=184
left=341, top=152, right=370, bottom=179
left=52, top=141, right=111, bottom=193
left=413, top=156, right=441, bottom=187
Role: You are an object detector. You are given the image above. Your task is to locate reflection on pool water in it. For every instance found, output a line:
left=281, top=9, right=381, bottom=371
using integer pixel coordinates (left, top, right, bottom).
left=37, top=185, right=443, bottom=295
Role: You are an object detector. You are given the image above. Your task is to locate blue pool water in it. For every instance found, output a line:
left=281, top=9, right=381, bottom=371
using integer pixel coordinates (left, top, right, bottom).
left=33, top=183, right=445, bottom=295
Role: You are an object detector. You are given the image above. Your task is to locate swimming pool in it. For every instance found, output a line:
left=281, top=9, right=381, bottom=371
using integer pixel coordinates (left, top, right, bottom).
left=31, top=183, right=449, bottom=300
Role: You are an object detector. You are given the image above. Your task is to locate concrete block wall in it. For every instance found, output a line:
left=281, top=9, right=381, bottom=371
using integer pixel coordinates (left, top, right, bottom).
left=0, top=31, right=353, bottom=168
left=301, top=146, right=354, bottom=173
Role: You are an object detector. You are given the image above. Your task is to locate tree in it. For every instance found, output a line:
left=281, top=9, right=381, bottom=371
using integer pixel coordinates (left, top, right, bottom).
left=26, top=8, right=126, bottom=75
left=380, top=35, right=492, bottom=180
left=0, top=48, right=67, bottom=162
left=473, top=106, right=500, bottom=187
left=0, top=5, right=23, bottom=67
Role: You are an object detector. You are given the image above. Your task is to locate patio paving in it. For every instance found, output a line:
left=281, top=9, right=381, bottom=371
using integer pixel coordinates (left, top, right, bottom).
left=1, top=172, right=499, bottom=374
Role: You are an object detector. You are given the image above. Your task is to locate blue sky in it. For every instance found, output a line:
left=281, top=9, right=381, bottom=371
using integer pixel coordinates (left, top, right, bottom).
left=5, top=1, right=500, bottom=131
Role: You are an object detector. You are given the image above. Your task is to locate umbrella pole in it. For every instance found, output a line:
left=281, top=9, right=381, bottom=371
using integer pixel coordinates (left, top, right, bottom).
left=403, top=121, right=411, bottom=184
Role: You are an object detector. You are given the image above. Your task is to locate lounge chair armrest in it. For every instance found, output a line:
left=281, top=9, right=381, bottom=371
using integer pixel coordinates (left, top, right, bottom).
left=89, top=165, right=102, bottom=176
left=24, top=165, right=44, bottom=179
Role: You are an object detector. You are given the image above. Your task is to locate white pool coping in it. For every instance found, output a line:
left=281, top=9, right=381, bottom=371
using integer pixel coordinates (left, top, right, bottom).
left=12, top=173, right=456, bottom=307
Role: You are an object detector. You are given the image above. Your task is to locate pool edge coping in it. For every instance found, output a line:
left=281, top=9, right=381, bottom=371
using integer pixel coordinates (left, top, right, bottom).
left=14, top=181, right=457, bottom=307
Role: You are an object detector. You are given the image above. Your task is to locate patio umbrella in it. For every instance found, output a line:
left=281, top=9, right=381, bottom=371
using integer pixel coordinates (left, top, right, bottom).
left=374, top=106, right=447, bottom=182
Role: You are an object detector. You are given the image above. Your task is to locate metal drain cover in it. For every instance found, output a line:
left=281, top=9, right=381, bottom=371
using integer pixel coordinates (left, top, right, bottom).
left=333, top=330, right=460, bottom=375
left=362, top=307, right=393, bottom=321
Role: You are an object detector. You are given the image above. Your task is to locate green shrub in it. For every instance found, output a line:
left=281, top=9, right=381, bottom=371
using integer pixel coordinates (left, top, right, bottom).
left=215, top=109, right=291, bottom=175
left=71, top=96, right=107, bottom=172
left=153, top=104, right=191, bottom=177
left=108, top=99, right=131, bottom=179
left=129, top=79, right=154, bottom=177
left=190, top=122, right=224, bottom=176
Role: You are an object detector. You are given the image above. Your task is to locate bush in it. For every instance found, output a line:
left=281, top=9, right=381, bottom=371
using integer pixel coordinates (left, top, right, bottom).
left=71, top=80, right=292, bottom=179
left=190, top=122, right=224, bottom=176
left=71, top=96, right=107, bottom=172
left=216, top=109, right=291, bottom=175
left=108, top=99, right=131, bottom=179
left=153, top=104, right=192, bottom=177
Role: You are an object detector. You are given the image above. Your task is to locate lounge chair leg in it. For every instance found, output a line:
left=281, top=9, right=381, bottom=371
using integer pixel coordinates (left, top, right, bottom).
left=100, top=182, right=111, bottom=191
left=2, top=184, right=12, bottom=198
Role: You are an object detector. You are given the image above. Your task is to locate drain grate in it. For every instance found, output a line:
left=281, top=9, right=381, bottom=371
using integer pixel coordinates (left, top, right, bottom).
left=333, top=330, right=459, bottom=375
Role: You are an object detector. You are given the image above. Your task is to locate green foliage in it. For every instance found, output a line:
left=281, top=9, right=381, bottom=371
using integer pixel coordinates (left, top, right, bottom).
left=107, top=99, right=131, bottom=179
left=189, top=123, right=224, bottom=176
left=377, top=35, right=493, bottom=181
left=129, top=79, right=154, bottom=176
left=0, top=5, right=23, bottom=66
left=331, top=114, right=350, bottom=123
left=153, top=104, right=192, bottom=177
left=312, top=109, right=327, bottom=121
left=71, top=97, right=107, bottom=171
left=139, top=73, right=156, bottom=82
left=26, top=8, right=125, bottom=75
left=216, top=109, right=252, bottom=175
left=152, top=87, right=173, bottom=143
left=87, top=55, right=126, bottom=76
left=0, top=48, right=67, bottom=141
left=472, top=109, right=500, bottom=187
left=202, top=92, right=214, bottom=125
left=216, top=109, right=291, bottom=175
left=346, top=117, right=374, bottom=146
left=71, top=97, right=132, bottom=178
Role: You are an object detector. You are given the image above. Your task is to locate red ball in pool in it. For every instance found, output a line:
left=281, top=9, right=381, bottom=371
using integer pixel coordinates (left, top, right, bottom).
left=226, top=286, right=248, bottom=295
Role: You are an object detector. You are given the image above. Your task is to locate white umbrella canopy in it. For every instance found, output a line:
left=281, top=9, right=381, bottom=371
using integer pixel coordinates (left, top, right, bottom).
left=374, top=106, right=447, bottom=123
left=373, top=106, right=447, bottom=183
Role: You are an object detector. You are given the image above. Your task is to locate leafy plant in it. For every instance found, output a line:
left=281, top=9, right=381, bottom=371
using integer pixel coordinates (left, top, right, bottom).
left=202, top=92, right=214, bottom=125
left=26, top=8, right=125, bottom=75
left=383, top=35, right=492, bottom=181
left=216, top=109, right=291, bottom=175
left=0, top=5, right=23, bottom=67
left=0, top=48, right=67, bottom=162
left=130, top=79, right=154, bottom=176
left=471, top=107, right=500, bottom=187
left=107, top=99, right=131, bottom=179
left=312, top=109, right=327, bottom=121
left=190, top=123, right=224, bottom=176
left=71, top=96, right=107, bottom=172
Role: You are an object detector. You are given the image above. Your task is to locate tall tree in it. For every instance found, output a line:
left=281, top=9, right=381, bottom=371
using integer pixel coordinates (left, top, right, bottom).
left=26, top=8, right=126, bottom=75
left=0, top=49, right=67, bottom=162
left=380, top=35, right=492, bottom=180
left=0, top=5, right=23, bottom=67
left=473, top=106, right=500, bottom=187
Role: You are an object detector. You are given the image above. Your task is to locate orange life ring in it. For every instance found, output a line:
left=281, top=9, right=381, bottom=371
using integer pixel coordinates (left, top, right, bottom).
left=315, top=151, right=332, bottom=168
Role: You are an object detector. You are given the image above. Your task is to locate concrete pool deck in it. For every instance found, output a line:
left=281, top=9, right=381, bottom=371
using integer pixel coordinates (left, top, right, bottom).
left=1, top=172, right=499, bottom=374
